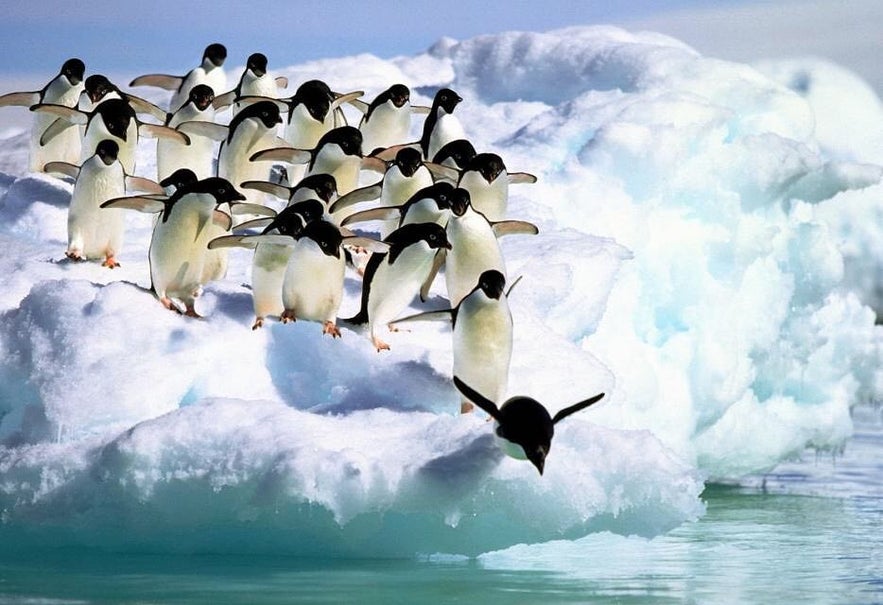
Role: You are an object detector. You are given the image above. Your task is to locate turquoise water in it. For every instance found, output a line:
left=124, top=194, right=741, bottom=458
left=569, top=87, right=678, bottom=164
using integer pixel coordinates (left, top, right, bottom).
left=1, top=410, right=880, bottom=604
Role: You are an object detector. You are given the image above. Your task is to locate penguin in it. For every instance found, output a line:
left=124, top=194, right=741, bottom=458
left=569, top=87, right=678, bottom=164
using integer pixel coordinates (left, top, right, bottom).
left=240, top=172, right=338, bottom=214
left=420, top=88, right=464, bottom=161
left=209, top=198, right=326, bottom=329
left=31, top=97, right=189, bottom=175
left=44, top=139, right=162, bottom=267
left=339, top=180, right=456, bottom=240
left=393, top=270, right=514, bottom=414
left=102, top=177, right=246, bottom=316
left=354, top=84, right=419, bottom=154
left=277, top=219, right=352, bottom=336
left=275, top=80, right=362, bottom=184
left=457, top=152, right=537, bottom=222
left=0, top=58, right=85, bottom=172
left=441, top=188, right=538, bottom=306
left=251, top=126, right=364, bottom=210
left=213, top=52, right=288, bottom=115
left=158, top=84, right=217, bottom=181
left=130, top=43, right=227, bottom=113
left=179, top=100, right=285, bottom=207
left=346, top=222, right=451, bottom=351
left=452, top=376, right=605, bottom=475
left=329, top=146, right=434, bottom=229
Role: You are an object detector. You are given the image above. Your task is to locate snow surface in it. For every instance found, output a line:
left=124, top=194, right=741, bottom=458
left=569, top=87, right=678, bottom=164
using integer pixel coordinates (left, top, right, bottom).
left=1, top=25, right=882, bottom=557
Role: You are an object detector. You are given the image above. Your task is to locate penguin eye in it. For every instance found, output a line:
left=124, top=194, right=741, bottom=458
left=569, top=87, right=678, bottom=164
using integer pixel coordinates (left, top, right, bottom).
left=429, top=233, right=437, bottom=242
left=218, top=187, right=227, bottom=195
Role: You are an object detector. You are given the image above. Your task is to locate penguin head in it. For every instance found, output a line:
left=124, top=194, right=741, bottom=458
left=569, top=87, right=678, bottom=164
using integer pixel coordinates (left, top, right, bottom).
left=160, top=168, right=198, bottom=194
left=495, top=397, right=555, bottom=476
left=295, top=173, right=337, bottom=205
left=288, top=198, right=326, bottom=224
left=94, top=98, right=134, bottom=141
left=192, top=177, right=246, bottom=205
left=188, top=84, right=215, bottom=111
left=293, top=80, right=333, bottom=122
left=319, top=126, right=362, bottom=158
left=420, top=222, right=452, bottom=251
left=449, top=187, right=472, bottom=217
left=203, top=43, right=227, bottom=68
left=242, top=100, right=283, bottom=129
left=61, top=58, right=86, bottom=86
left=247, top=53, right=268, bottom=77
left=84, top=75, right=117, bottom=104
left=477, top=270, right=506, bottom=300
left=394, top=147, right=422, bottom=178
left=434, top=88, right=462, bottom=114
left=95, top=139, right=120, bottom=166
left=263, top=205, right=308, bottom=238
left=387, top=84, right=410, bottom=108
left=304, top=220, right=343, bottom=258
left=469, top=153, right=505, bottom=184
left=432, top=139, right=476, bottom=169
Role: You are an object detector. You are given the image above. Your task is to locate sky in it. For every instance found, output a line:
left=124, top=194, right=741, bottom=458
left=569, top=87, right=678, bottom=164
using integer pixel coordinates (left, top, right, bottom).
left=0, top=0, right=879, bottom=93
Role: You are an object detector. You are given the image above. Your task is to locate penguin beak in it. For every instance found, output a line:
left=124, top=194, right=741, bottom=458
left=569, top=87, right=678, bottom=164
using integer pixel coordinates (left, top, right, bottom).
left=527, top=446, right=548, bottom=476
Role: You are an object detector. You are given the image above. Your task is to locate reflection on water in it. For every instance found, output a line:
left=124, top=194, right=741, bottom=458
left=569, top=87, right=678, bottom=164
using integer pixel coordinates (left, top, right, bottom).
left=1, top=410, right=880, bottom=604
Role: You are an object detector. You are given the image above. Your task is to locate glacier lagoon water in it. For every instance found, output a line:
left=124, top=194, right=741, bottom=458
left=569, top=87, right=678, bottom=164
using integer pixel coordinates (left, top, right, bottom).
left=1, top=408, right=879, bottom=604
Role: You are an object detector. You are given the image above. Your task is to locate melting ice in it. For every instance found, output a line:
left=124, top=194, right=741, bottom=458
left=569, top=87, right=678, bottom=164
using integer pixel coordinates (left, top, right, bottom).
left=1, top=25, right=881, bottom=557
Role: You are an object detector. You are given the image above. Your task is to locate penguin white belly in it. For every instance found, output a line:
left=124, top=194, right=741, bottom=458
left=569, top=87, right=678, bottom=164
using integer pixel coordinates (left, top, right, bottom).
left=281, top=240, right=345, bottom=323
left=149, top=197, right=214, bottom=301
left=309, top=148, right=361, bottom=196
left=285, top=105, right=333, bottom=150
left=32, top=79, right=83, bottom=172
left=453, top=295, right=513, bottom=405
left=235, top=74, right=278, bottom=115
left=368, top=242, right=434, bottom=334
left=360, top=102, right=409, bottom=153
left=251, top=242, right=293, bottom=319
left=445, top=214, right=506, bottom=306
left=67, top=159, right=126, bottom=260
left=427, top=113, right=464, bottom=161
left=158, top=107, right=215, bottom=181
left=460, top=172, right=509, bottom=222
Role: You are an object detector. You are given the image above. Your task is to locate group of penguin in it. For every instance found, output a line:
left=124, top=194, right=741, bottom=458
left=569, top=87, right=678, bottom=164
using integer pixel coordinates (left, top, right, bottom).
left=0, top=44, right=605, bottom=475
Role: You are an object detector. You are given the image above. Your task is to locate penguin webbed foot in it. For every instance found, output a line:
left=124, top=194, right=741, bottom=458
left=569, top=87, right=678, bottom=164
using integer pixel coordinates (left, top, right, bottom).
left=64, top=250, right=84, bottom=262
left=372, top=336, right=390, bottom=352
left=159, top=297, right=183, bottom=315
left=101, top=256, right=120, bottom=269
left=183, top=305, right=203, bottom=319
left=323, top=321, right=341, bottom=338
left=252, top=317, right=265, bottom=330
left=460, top=400, right=475, bottom=414
left=281, top=310, right=297, bottom=324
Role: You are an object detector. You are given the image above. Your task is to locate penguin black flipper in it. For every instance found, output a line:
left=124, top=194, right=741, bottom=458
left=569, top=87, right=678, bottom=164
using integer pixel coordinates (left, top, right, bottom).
left=39, top=118, right=78, bottom=146
left=176, top=120, right=229, bottom=142
left=339, top=206, right=401, bottom=227
left=129, top=74, right=184, bottom=91
left=420, top=248, right=446, bottom=302
left=0, top=91, right=40, bottom=107
left=124, top=175, right=164, bottom=194
left=43, top=161, right=80, bottom=179
left=123, top=93, right=168, bottom=123
left=240, top=180, right=291, bottom=200
left=491, top=220, right=539, bottom=237
left=329, top=183, right=383, bottom=214
left=452, top=376, right=503, bottom=422
left=551, top=393, right=605, bottom=425
left=508, top=171, right=538, bottom=185
left=139, top=123, right=191, bottom=145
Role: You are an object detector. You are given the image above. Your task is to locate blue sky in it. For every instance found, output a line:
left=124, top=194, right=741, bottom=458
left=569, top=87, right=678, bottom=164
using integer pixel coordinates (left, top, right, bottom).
left=0, top=0, right=879, bottom=93
left=0, top=1, right=749, bottom=74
